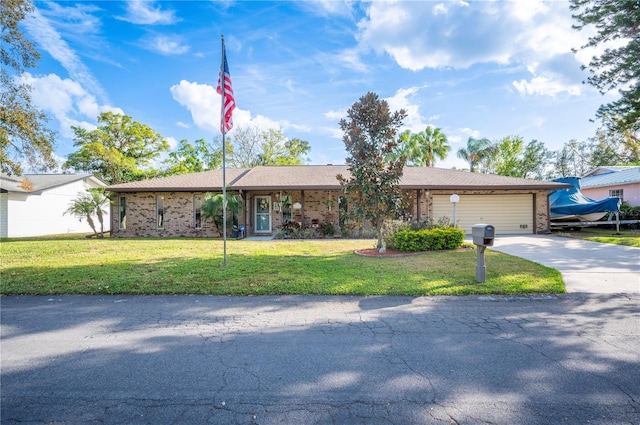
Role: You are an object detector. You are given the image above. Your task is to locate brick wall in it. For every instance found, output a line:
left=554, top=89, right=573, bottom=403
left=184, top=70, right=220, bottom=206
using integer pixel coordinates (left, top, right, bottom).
left=110, top=192, right=225, bottom=238
left=111, top=188, right=552, bottom=237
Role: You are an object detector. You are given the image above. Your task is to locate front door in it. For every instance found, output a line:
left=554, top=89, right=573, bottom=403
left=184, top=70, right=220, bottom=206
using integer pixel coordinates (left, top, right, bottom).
left=255, top=196, right=272, bottom=233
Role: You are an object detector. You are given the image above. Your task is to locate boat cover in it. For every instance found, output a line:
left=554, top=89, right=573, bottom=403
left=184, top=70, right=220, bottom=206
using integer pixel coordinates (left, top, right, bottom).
left=550, top=177, right=621, bottom=221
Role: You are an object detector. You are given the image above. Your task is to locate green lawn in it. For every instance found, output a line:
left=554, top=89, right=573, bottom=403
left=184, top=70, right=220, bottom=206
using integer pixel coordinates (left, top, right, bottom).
left=552, top=227, right=640, bottom=248
left=0, top=238, right=564, bottom=296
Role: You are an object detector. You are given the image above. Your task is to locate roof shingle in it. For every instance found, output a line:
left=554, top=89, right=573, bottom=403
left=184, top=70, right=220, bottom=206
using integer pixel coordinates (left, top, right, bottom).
left=106, top=165, right=567, bottom=192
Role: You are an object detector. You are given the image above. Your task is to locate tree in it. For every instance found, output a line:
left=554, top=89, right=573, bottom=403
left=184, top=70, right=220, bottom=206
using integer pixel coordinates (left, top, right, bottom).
left=484, top=136, right=553, bottom=179
left=201, top=192, right=241, bottom=237
left=63, top=188, right=109, bottom=237
left=589, top=117, right=640, bottom=166
left=407, top=126, right=450, bottom=167
left=1, top=0, right=57, bottom=175
left=65, top=112, right=169, bottom=185
left=228, top=126, right=310, bottom=167
left=520, top=140, right=553, bottom=179
left=337, top=92, right=407, bottom=251
left=228, top=126, right=262, bottom=168
left=163, top=138, right=226, bottom=176
left=570, top=0, right=640, bottom=135
left=552, top=140, right=592, bottom=177
left=456, top=137, right=492, bottom=172
left=489, top=136, right=524, bottom=177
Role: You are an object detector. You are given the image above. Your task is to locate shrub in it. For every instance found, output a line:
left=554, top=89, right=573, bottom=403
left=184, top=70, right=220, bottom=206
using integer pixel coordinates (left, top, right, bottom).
left=620, top=202, right=640, bottom=220
left=319, top=222, right=336, bottom=237
left=300, top=229, right=318, bottom=239
left=393, top=227, right=465, bottom=252
left=410, top=216, right=452, bottom=231
left=383, top=220, right=410, bottom=249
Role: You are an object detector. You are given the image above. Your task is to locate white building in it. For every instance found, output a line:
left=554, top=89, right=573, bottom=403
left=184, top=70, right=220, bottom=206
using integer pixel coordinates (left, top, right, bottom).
left=0, top=174, right=108, bottom=238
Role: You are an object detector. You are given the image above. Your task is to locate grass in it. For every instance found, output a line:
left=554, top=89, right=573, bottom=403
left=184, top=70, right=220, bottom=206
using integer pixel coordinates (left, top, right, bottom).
left=0, top=237, right=564, bottom=296
left=552, top=227, right=640, bottom=248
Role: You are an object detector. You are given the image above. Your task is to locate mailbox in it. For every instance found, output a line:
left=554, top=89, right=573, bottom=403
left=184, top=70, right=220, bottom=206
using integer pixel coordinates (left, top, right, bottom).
left=471, top=224, right=494, bottom=283
left=472, top=224, right=495, bottom=247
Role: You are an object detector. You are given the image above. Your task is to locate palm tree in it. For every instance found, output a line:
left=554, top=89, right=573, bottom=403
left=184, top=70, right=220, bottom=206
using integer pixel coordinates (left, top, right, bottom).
left=201, top=192, right=242, bottom=237
left=456, top=137, right=492, bottom=172
left=63, top=193, right=98, bottom=236
left=390, top=129, right=413, bottom=163
left=87, top=188, right=109, bottom=234
left=417, top=126, right=450, bottom=166
left=397, top=127, right=450, bottom=167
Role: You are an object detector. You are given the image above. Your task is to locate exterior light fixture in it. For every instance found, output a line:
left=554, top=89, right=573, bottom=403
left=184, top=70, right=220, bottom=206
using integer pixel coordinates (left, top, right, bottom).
left=449, top=194, right=460, bottom=227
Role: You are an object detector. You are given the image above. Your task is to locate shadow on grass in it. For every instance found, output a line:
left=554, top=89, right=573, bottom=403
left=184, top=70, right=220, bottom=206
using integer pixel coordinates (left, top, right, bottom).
left=0, top=249, right=564, bottom=296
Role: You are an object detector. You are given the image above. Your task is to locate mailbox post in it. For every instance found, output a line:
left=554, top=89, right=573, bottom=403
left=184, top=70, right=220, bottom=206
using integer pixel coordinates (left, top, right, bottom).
left=471, top=224, right=495, bottom=283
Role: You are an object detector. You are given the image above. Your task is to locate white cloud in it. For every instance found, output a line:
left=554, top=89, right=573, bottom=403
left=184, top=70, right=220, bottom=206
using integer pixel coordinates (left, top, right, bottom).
left=118, top=0, right=177, bottom=25
left=18, top=73, right=122, bottom=138
left=300, top=0, right=355, bottom=18
left=147, top=35, right=190, bottom=55
left=23, top=8, right=107, bottom=102
left=176, top=121, right=190, bottom=129
left=512, top=74, right=582, bottom=97
left=164, top=136, right=179, bottom=150
left=324, top=110, right=347, bottom=120
left=281, top=121, right=313, bottom=133
left=384, top=87, right=427, bottom=132
left=39, top=2, right=103, bottom=36
left=170, top=80, right=284, bottom=134
left=320, top=126, right=345, bottom=141
left=355, top=1, right=593, bottom=97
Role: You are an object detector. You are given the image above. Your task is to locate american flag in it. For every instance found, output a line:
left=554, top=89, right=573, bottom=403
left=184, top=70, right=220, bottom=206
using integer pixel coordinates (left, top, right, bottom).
left=216, top=40, right=235, bottom=134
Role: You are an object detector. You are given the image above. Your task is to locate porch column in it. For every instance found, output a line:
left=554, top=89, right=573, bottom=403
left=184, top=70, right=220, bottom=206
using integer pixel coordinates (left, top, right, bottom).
left=301, top=190, right=305, bottom=227
left=416, top=189, right=421, bottom=222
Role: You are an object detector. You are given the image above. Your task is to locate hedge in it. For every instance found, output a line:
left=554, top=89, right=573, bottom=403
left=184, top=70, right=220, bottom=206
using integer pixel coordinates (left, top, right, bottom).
left=393, top=227, right=465, bottom=252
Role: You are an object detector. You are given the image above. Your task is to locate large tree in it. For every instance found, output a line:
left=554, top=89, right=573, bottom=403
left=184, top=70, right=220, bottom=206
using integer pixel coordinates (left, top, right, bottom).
left=483, top=136, right=553, bottom=179
left=337, top=92, right=407, bottom=251
left=589, top=117, right=640, bottom=166
left=65, top=112, right=169, bottom=185
left=1, top=0, right=56, bottom=175
left=570, top=0, right=640, bottom=135
left=228, top=126, right=310, bottom=168
left=552, top=140, right=592, bottom=177
left=162, top=138, right=227, bottom=176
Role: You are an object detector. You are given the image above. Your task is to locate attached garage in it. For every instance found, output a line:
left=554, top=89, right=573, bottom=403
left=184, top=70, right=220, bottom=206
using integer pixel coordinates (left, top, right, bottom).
left=432, top=194, right=534, bottom=235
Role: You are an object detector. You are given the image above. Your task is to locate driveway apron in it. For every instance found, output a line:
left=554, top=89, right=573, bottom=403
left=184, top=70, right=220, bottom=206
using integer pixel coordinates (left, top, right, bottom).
left=490, top=235, right=639, bottom=294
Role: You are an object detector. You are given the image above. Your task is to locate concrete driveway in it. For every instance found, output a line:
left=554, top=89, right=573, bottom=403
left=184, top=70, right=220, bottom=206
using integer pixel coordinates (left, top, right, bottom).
left=490, top=235, right=639, bottom=294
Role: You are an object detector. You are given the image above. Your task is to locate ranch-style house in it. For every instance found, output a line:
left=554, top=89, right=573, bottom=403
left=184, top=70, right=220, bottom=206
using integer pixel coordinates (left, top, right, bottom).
left=106, top=165, right=570, bottom=238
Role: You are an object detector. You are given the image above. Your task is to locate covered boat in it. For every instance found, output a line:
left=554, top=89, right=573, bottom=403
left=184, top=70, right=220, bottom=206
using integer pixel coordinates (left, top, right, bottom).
left=550, top=177, right=621, bottom=222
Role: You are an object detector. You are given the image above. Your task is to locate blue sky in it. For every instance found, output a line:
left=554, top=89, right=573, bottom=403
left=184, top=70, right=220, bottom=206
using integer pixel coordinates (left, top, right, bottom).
left=21, top=0, right=613, bottom=170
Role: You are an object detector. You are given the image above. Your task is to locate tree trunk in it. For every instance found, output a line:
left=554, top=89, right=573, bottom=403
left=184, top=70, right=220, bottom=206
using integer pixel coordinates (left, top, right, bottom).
left=85, top=214, right=98, bottom=236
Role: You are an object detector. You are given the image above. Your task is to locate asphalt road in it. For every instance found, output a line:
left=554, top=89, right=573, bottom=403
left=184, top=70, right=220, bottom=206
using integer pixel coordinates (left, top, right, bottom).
left=2, top=294, right=639, bottom=424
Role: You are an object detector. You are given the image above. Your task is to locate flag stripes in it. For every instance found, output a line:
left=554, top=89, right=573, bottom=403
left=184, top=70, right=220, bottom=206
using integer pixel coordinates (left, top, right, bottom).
left=217, top=41, right=235, bottom=134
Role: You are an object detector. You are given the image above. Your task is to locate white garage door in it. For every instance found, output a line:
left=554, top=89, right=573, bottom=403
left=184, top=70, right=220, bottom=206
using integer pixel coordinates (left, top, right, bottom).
left=432, top=194, right=533, bottom=235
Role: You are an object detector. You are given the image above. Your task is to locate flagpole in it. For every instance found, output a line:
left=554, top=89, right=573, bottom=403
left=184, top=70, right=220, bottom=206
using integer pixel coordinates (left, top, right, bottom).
left=220, top=35, right=227, bottom=267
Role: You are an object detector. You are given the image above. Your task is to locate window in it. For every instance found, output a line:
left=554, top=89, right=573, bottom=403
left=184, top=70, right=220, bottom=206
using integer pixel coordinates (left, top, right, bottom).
left=338, top=196, right=348, bottom=228
left=609, top=189, right=623, bottom=201
left=118, top=196, right=126, bottom=230
left=157, top=196, right=165, bottom=229
left=194, top=195, right=203, bottom=229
